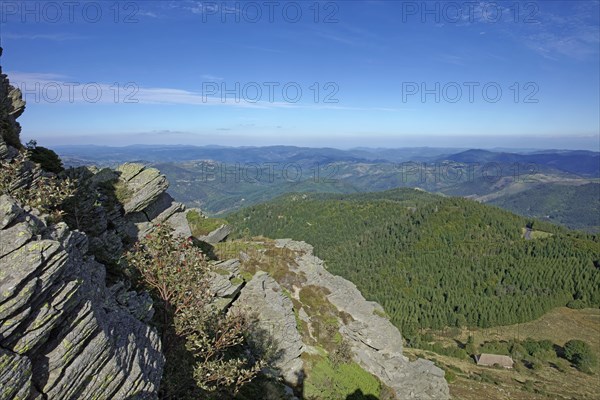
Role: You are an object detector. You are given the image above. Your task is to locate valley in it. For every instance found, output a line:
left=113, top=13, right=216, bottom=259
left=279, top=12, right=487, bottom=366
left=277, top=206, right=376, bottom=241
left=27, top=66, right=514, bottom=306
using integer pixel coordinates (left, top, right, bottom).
left=56, top=145, right=600, bottom=233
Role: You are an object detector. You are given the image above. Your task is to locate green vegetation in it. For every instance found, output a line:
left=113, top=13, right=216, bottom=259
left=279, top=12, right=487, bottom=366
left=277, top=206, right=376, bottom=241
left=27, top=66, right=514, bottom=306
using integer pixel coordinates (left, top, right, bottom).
left=227, top=189, right=600, bottom=343
left=213, top=238, right=385, bottom=398
left=564, top=339, right=597, bottom=374
left=0, top=150, right=74, bottom=220
left=26, top=140, right=64, bottom=173
left=124, top=224, right=263, bottom=399
left=213, top=240, right=265, bottom=260
left=302, top=353, right=381, bottom=400
left=406, top=308, right=600, bottom=400
left=187, top=209, right=228, bottom=236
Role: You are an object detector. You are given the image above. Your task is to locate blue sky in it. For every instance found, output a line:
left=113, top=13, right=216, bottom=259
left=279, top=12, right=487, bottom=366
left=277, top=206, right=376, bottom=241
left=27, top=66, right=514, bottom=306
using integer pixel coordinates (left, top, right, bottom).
left=1, top=0, right=599, bottom=149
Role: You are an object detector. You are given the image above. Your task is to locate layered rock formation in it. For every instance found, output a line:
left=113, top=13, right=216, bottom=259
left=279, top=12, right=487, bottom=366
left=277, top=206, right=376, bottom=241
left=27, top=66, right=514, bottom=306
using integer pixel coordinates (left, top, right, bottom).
left=0, top=55, right=166, bottom=399
left=208, top=237, right=450, bottom=399
left=231, top=271, right=305, bottom=387
left=0, top=47, right=25, bottom=151
left=0, top=187, right=164, bottom=399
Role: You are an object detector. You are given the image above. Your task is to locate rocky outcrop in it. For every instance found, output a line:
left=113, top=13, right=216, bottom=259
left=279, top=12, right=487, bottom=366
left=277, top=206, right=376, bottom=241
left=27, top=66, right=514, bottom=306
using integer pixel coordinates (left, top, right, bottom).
left=0, top=59, right=165, bottom=399
left=0, top=47, right=25, bottom=150
left=207, top=259, right=245, bottom=311
left=116, top=163, right=169, bottom=215
left=273, top=239, right=450, bottom=400
left=231, top=272, right=305, bottom=387
left=0, top=197, right=164, bottom=399
left=62, top=163, right=193, bottom=267
left=195, top=224, right=232, bottom=245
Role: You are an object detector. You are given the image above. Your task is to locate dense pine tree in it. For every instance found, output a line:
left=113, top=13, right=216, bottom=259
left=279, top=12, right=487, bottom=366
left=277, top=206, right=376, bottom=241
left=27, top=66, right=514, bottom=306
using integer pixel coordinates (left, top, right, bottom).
left=227, top=189, right=600, bottom=343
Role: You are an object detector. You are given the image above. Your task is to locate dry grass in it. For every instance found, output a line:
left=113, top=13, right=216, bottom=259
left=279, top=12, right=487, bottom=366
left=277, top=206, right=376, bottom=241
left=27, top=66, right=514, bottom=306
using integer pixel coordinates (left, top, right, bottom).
left=405, top=307, right=600, bottom=400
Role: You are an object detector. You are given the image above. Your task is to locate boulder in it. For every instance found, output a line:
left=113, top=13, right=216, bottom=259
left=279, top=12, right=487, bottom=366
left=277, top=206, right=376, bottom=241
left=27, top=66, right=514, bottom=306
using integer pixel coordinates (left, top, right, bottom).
left=196, top=224, right=232, bottom=245
left=117, top=163, right=169, bottom=214
left=208, top=259, right=244, bottom=300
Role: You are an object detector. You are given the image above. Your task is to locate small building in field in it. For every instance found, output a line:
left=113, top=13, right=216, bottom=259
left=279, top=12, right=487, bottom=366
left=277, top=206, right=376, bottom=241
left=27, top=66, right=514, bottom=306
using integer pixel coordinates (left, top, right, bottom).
left=476, top=353, right=514, bottom=369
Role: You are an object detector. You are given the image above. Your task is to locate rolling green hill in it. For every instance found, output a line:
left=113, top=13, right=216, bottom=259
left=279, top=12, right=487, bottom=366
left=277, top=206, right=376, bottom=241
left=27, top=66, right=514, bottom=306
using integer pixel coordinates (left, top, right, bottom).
left=226, top=189, right=600, bottom=344
left=155, top=157, right=600, bottom=234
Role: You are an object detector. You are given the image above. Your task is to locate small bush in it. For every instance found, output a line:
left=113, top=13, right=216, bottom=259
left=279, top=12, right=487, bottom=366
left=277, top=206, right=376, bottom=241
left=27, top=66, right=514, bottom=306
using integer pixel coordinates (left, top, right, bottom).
left=0, top=151, right=74, bottom=220
left=444, top=368, right=457, bottom=383
left=26, top=141, right=64, bottom=173
left=125, top=224, right=263, bottom=398
left=564, top=339, right=597, bottom=374
left=567, top=299, right=586, bottom=309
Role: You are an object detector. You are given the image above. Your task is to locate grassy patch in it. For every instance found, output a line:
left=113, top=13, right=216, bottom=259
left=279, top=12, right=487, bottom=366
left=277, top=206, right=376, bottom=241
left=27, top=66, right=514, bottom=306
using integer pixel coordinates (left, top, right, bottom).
left=213, top=240, right=265, bottom=260
left=113, top=180, right=133, bottom=204
left=187, top=210, right=228, bottom=236
left=521, top=227, right=553, bottom=239
left=226, top=240, right=306, bottom=289
left=214, top=268, right=230, bottom=276
left=230, top=277, right=243, bottom=285
left=302, top=353, right=381, bottom=400
left=373, top=308, right=389, bottom=319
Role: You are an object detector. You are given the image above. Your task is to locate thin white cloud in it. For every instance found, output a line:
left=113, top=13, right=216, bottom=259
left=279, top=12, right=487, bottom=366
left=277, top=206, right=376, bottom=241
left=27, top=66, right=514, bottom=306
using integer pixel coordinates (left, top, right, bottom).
left=138, top=11, right=158, bottom=18
left=511, top=2, right=599, bottom=60
left=3, top=33, right=87, bottom=41
left=201, top=74, right=224, bottom=81
left=6, top=71, right=399, bottom=112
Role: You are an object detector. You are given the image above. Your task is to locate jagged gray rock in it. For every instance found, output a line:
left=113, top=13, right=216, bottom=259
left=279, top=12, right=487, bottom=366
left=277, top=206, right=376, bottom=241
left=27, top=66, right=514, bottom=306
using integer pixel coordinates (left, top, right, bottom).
left=231, top=272, right=305, bottom=387
left=0, top=349, right=32, bottom=399
left=62, top=164, right=193, bottom=265
left=274, top=239, right=450, bottom=400
left=117, top=163, right=169, bottom=214
left=0, top=49, right=25, bottom=149
left=0, top=194, right=22, bottom=229
left=196, top=224, right=232, bottom=245
left=209, top=259, right=244, bottom=299
left=0, top=199, right=164, bottom=399
left=0, top=62, right=164, bottom=399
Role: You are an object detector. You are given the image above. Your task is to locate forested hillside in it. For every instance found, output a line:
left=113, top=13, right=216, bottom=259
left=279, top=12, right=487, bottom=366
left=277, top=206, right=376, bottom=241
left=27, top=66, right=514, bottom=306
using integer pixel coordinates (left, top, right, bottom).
left=227, top=189, right=600, bottom=344
left=488, top=183, right=600, bottom=233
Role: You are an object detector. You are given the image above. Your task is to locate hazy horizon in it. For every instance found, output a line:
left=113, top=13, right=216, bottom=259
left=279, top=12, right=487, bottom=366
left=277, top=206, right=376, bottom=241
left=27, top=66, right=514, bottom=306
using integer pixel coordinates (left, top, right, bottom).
left=31, top=134, right=600, bottom=152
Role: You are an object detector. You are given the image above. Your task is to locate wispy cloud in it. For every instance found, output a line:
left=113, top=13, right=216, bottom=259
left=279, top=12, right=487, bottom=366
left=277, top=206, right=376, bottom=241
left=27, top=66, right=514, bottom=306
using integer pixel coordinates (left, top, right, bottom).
left=522, top=23, right=600, bottom=60
left=6, top=71, right=399, bottom=112
left=138, top=11, right=159, bottom=18
left=201, top=74, right=224, bottom=81
left=508, top=2, right=599, bottom=60
left=3, top=33, right=87, bottom=41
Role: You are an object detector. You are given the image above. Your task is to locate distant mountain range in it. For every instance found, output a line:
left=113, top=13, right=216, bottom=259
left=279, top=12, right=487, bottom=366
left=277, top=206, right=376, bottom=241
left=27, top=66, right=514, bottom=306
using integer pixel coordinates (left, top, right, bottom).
left=54, top=145, right=600, bottom=232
